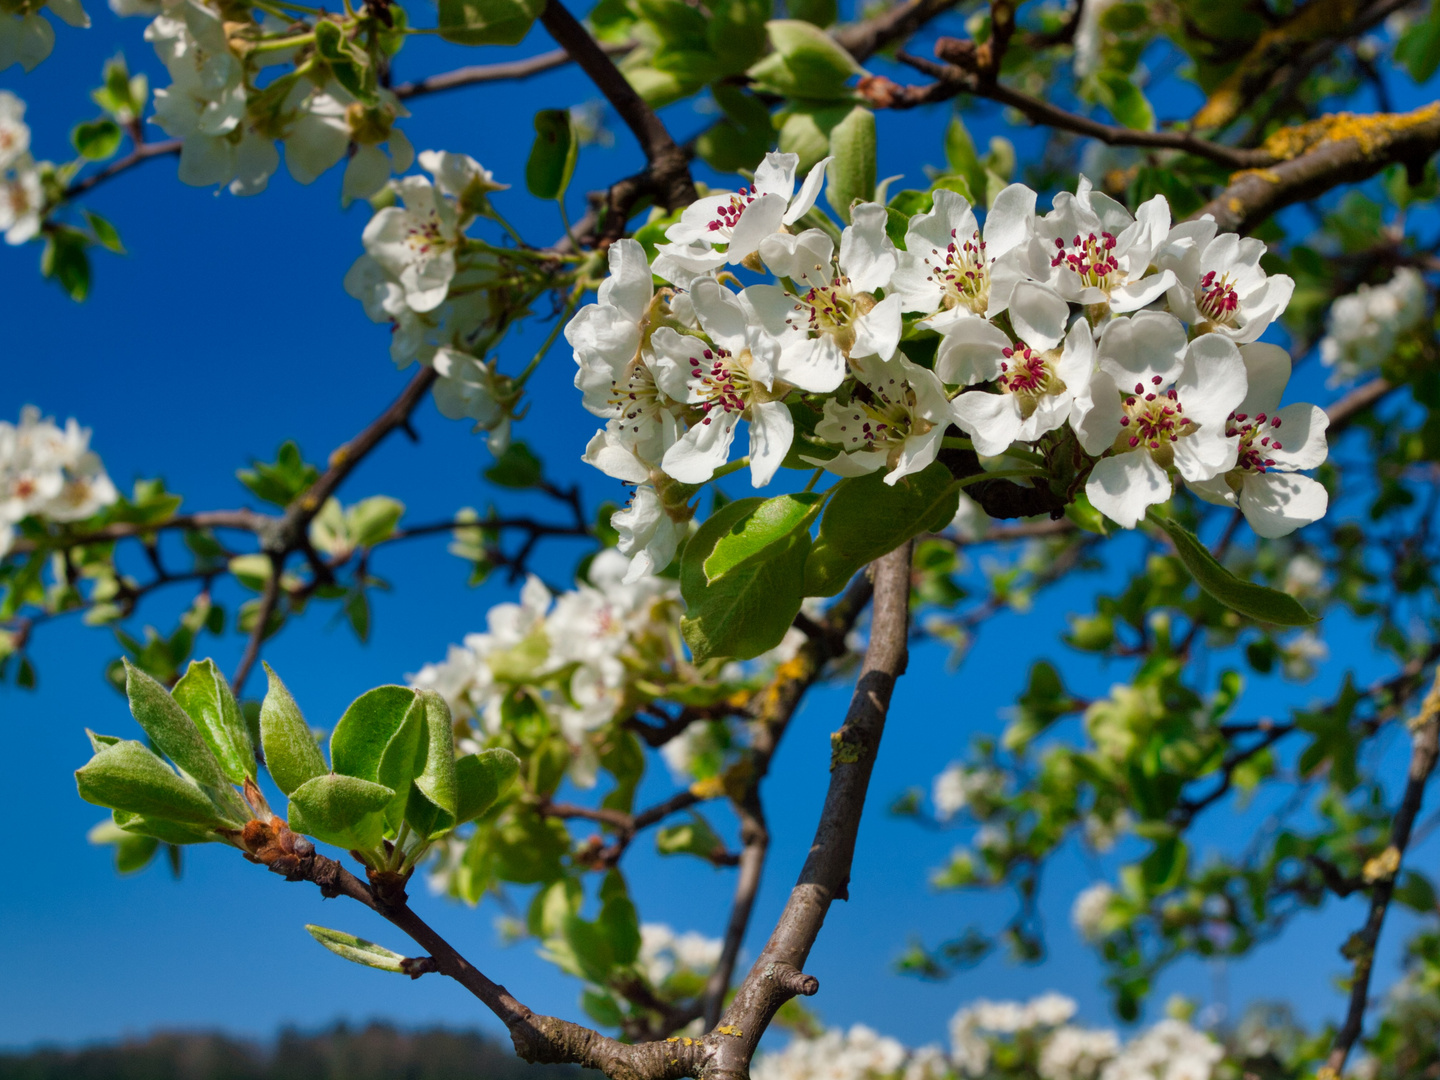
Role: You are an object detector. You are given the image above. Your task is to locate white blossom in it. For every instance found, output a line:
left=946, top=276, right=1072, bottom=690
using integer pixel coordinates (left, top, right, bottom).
left=1039, top=1026, right=1120, bottom=1080
left=651, top=279, right=795, bottom=487
left=655, top=151, right=830, bottom=276
left=1071, top=882, right=1115, bottom=941
left=811, top=354, right=953, bottom=484
left=362, top=174, right=462, bottom=313
left=1028, top=176, right=1175, bottom=315
left=890, top=184, right=1037, bottom=331
left=943, top=284, right=1095, bottom=456
left=1186, top=342, right=1329, bottom=538
left=1078, top=316, right=1247, bottom=529
left=613, top=484, right=683, bottom=582
left=754, top=1025, right=910, bottom=1080
left=0, top=91, right=30, bottom=171
left=1158, top=222, right=1295, bottom=343
left=638, top=923, right=722, bottom=987
left=750, top=201, right=902, bottom=390
left=146, top=1, right=247, bottom=186
left=1319, top=266, right=1428, bottom=381
left=1098, top=1019, right=1222, bottom=1080
left=0, top=155, right=42, bottom=245
left=0, top=407, right=118, bottom=536
left=931, top=763, right=1003, bottom=820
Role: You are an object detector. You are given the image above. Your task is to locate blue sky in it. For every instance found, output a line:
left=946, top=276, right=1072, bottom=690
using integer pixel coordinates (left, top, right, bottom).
left=2, top=0, right=1435, bottom=1057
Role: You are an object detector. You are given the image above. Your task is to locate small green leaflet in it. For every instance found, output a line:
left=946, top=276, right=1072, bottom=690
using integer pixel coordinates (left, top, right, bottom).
left=305, top=925, right=409, bottom=974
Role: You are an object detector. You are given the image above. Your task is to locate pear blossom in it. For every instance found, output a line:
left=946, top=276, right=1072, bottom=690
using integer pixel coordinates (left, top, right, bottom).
left=343, top=254, right=428, bottom=365
left=748, top=201, right=902, bottom=391
left=889, top=184, right=1038, bottom=330
left=146, top=1, right=247, bottom=187
left=1319, top=266, right=1428, bottom=381
left=0, top=406, right=118, bottom=533
left=1098, top=1019, right=1222, bottom=1080
left=0, top=156, right=42, bottom=245
left=650, top=279, right=794, bottom=487
left=942, top=282, right=1095, bottom=456
left=418, top=148, right=507, bottom=213
left=431, top=346, right=510, bottom=453
left=1158, top=222, right=1295, bottom=342
left=810, top=354, right=953, bottom=483
left=1030, top=176, right=1175, bottom=314
left=654, top=151, right=831, bottom=275
left=1078, top=315, right=1247, bottom=528
left=1071, top=882, right=1116, bottom=941
left=613, top=484, right=683, bottom=582
left=0, top=91, right=29, bottom=171
left=1039, top=1026, right=1121, bottom=1080
left=1187, top=342, right=1329, bottom=538
left=568, top=239, right=662, bottom=416
left=362, top=174, right=462, bottom=312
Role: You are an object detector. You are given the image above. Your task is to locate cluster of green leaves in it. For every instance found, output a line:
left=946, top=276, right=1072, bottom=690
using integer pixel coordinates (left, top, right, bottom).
left=77, top=658, right=520, bottom=875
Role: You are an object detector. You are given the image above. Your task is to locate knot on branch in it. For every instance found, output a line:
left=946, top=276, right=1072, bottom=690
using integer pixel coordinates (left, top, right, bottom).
left=239, top=816, right=317, bottom=880
left=938, top=442, right=1066, bottom=520
left=365, top=865, right=413, bottom=910
left=765, top=962, right=819, bottom=997
left=399, top=955, right=439, bottom=979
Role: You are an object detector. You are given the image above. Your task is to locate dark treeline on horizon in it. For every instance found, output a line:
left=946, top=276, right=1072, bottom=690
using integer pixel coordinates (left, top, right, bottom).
left=0, top=1023, right=591, bottom=1080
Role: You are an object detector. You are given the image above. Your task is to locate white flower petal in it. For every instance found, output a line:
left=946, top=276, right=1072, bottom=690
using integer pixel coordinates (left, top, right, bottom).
left=1240, top=472, right=1328, bottom=538
left=1086, top=449, right=1171, bottom=528
left=935, top=317, right=1011, bottom=385
left=951, top=391, right=1022, bottom=457
left=748, top=400, right=794, bottom=487
left=1008, top=280, right=1069, bottom=351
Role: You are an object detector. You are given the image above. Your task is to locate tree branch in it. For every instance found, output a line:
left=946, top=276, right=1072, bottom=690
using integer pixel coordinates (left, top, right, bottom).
left=831, top=0, right=961, bottom=62
left=1194, top=102, right=1440, bottom=233
left=232, top=555, right=282, bottom=697
left=1325, top=669, right=1440, bottom=1075
left=706, top=541, right=914, bottom=1080
left=239, top=819, right=708, bottom=1080
left=538, top=0, right=695, bottom=215
left=61, top=139, right=182, bottom=200
left=392, top=41, right=635, bottom=99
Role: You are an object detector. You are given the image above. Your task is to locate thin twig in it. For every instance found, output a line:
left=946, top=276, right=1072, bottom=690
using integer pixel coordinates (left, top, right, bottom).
left=392, top=41, right=635, bottom=99
left=62, top=139, right=182, bottom=200
left=232, top=555, right=282, bottom=697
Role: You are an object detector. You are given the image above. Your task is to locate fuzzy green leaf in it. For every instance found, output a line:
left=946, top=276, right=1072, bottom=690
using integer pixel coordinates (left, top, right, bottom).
left=171, top=659, right=255, bottom=783
left=76, top=740, right=226, bottom=826
left=123, top=659, right=231, bottom=792
left=453, top=747, right=521, bottom=825
left=258, top=663, right=327, bottom=796
left=305, top=924, right=409, bottom=973
left=287, top=774, right=395, bottom=850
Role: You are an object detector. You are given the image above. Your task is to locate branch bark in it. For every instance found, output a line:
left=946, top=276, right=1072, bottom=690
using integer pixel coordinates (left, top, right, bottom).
left=538, top=0, right=695, bottom=215
left=392, top=41, right=635, bottom=99
left=1324, top=671, right=1440, bottom=1075
left=706, top=541, right=914, bottom=1080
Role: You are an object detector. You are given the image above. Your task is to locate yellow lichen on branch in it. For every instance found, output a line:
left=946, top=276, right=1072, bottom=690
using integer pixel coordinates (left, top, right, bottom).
left=1260, top=102, right=1440, bottom=163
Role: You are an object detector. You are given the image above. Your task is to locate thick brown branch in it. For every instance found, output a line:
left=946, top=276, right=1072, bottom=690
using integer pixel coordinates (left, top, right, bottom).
left=1194, top=102, right=1440, bottom=233
left=242, top=823, right=706, bottom=1080
left=392, top=41, right=634, bottom=99
left=538, top=0, right=694, bottom=212
left=1325, top=671, right=1440, bottom=1074
left=707, top=542, right=914, bottom=1080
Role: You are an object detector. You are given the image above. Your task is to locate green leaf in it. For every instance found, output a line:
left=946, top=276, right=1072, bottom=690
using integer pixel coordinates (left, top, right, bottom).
left=680, top=497, right=813, bottom=662
left=71, top=118, right=122, bottom=160
left=656, top=811, right=727, bottom=860
left=123, top=659, right=231, bottom=793
left=776, top=103, right=852, bottom=173
left=787, top=0, right=835, bottom=27
left=287, top=774, right=395, bottom=850
left=112, top=808, right=217, bottom=845
left=347, top=496, right=404, bottom=547
left=707, top=0, right=769, bottom=73
left=76, top=741, right=225, bottom=826
left=1155, top=517, right=1319, bottom=627
left=258, top=663, right=328, bottom=796
left=598, top=871, right=642, bottom=965
left=1140, top=836, right=1187, bottom=895
left=305, top=925, right=409, bottom=973
left=804, top=463, right=957, bottom=597
left=404, top=690, right=459, bottom=839
left=88, top=819, right=160, bottom=875
left=942, top=114, right=986, bottom=205
left=696, top=85, right=773, bottom=173
left=485, top=440, right=544, bottom=489
left=84, top=210, right=124, bottom=253
left=330, top=685, right=420, bottom=784
left=438, top=0, right=544, bottom=45
left=1394, top=869, right=1438, bottom=913
left=1094, top=70, right=1154, bottom=131
left=1397, top=2, right=1440, bottom=84
left=526, top=110, right=578, bottom=202
left=454, top=747, right=521, bottom=825
left=825, top=105, right=875, bottom=224
left=41, top=228, right=91, bottom=302
left=237, top=442, right=319, bottom=509
left=171, top=659, right=255, bottom=784
left=703, top=492, right=821, bottom=581
left=747, top=18, right=861, bottom=100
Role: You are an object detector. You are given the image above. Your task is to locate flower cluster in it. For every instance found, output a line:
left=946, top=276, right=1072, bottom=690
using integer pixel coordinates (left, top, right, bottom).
left=410, top=550, right=684, bottom=788
left=0, top=405, right=118, bottom=556
left=932, top=762, right=1004, bottom=820
left=114, top=0, right=410, bottom=199
left=1319, top=266, right=1429, bottom=382
left=757, top=995, right=1224, bottom=1080
left=569, top=157, right=1330, bottom=581
left=637, top=922, right=723, bottom=990
left=345, top=150, right=520, bottom=448
left=0, top=91, right=44, bottom=246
